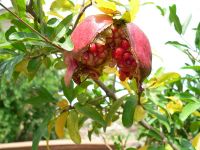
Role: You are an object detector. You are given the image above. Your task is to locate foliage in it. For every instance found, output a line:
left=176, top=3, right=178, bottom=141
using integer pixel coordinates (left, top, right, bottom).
left=0, top=0, right=200, bottom=150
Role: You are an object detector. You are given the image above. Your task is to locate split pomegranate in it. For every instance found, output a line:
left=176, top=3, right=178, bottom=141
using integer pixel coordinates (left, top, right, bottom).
left=64, top=14, right=152, bottom=86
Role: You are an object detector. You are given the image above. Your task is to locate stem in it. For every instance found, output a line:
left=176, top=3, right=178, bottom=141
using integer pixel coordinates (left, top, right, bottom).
left=72, top=0, right=92, bottom=31
left=92, top=78, right=117, bottom=101
left=139, top=120, right=179, bottom=150
left=0, top=3, right=66, bottom=53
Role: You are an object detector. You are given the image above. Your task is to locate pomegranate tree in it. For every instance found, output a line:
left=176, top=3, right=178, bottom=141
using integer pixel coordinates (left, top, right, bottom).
left=64, top=14, right=152, bottom=86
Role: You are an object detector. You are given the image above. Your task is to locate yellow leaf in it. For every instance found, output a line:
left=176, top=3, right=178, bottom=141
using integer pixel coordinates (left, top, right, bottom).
left=15, top=59, right=29, bottom=74
left=120, top=79, right=132, bottom=93
left=46, top=120, right=54, bottom=150
left=103, top=66, right=117, bottom=74
left=140, top=97, right=148, bottom=104
left=192, top=132, right=200, bottom=150
left=134, top=105, right=146, bottom=122
left=55, top=112, right=68, bottom=138
left=165, top=144, right=173, bottom=150
left=138, top=145, right=148, bottom=150
left=193, top=111, right=200, bottom=117
left=57, top=99, right=69, bottom=109
left=130, top=0, right=140, bottom=22
left=95, top=0, right=120, bottom=15
left=122, top=11, right=131, bottom=23
left=50, top=0, right=74, bottom=11
left=166, top=96, right=183, bottom=114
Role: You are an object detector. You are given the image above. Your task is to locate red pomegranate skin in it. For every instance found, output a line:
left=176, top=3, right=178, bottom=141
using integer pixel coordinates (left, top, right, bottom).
left=126, top=23, right=152, bottom=81
left=64, top=14, right=152, bottom=86
left=71, top=15, right=113, bottom=53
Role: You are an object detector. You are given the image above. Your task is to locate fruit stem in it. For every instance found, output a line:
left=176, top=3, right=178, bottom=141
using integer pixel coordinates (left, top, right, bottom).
left=72, top=0, right=92, bottom=31
left=92, top=78, right=117, bottom=101
left=0, top=2, right=66, bottom=53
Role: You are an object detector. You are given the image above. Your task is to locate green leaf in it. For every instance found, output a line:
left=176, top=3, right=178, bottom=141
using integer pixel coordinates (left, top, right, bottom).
left=67, top=110, right=81, bottom=144
left=182, top=14, right=192, bottom=34
left=105, top=98, right=124, bottom=126
left=32, top=114, right=52, bottom=150
left=156, top=5, right=166, bottom=16
left=179, top=102, right=200, bottom=122
left=11, top=0, right=26, bottom=18
left=144, top=105, right=171, bottom=132
left=166, top=41, right=189, bottom=49
left=179, top=138, right=195, bottom=150
left=75, top=103, right=106, bottom=127
left=195, top=23, right=200, bottom=50
left=182, top=65, right=200, bottom=72
left=122, top=95, right=137, bottom=127
left=61, top=78, right=75, bottom=103
left=25, top=87, right=56, bottom=106
left=0, top=49, right=16, bottom=55
left=9, top=32, right=42, bottom=41
left=51, top=13, right=73, bottom=40
left=27, top=58, right=41, bottom=72
left=0, top=54, right=24, bottom=80
left=169, top=4, right=182, bottom=34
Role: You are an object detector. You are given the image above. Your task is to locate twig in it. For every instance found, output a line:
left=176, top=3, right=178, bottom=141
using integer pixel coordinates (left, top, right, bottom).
left=72, top=0, right=92, bottom=31
left=139, top=120, right=179, bottom=150
left=92, top=78, right=117, bottom=101
left=0, top=3, right=66, bottom=53
left=102, top=135, right=113, bottom=150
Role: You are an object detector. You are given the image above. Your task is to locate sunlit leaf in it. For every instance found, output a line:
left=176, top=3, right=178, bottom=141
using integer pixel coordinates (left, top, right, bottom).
left=134, top=105, right=145, bottom=122
left=120, top=79, right=132, bottom=93
left=166, top=41, right=189, bottom=49
left=169, top=4, right=182, bottom=34
left=129, top=0, right=140, bottom=22
left=122, top=11, right=131, bottom=23
left=138, top=145, right=148, bottom=150
left=179, top=102, right=200, bottom=122
left=166, top=96, right=183, bottom=114
left=9, top=32, right=42, bottom=41
left=75, top=103, right=106, bottom=127
left=156, top=5, right=166, bottom=16
left=103, top=66, right=117, bottom=74
left=95, top=0, right=119, bottom=15
left=192, top=133, right=200, bottom=150
left=122, top=95, right=137, bottom=127
left=149, top=72, right=181, bottom=88
left=50, top=0, right=74, bottom=11
left=11, top=0, right=26, bottom=18
left=67, top=110, right=81, bottom=144
left=55, top=112, right=68, bottom=138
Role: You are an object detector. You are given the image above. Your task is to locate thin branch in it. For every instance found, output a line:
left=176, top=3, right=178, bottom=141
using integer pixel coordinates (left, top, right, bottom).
left=139, top=120, right=179, bottom=150
left=92, top=78, right=117, bottom=101
left=72, top=0, right=92, bottom=31
left=0, top=3, right=66, bottom=53
left=102, top=135, right=113, bottom=150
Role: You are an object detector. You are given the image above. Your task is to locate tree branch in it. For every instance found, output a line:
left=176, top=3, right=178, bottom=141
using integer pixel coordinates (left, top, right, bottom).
left=92, top=78, right=117, bottom=101
left=72, top=0, right=92, bottom=31
left=0, top=2, right=66, bottom=53
left=139, top=120, right=179, bottom=150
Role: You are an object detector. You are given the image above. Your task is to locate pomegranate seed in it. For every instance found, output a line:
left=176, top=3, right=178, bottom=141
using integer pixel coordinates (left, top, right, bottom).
left=121, top=39, right=130, bottom=50
left=119, top=70, right=127, bottom=81
left=89, top=43, right=97, bottom=53
left=123, top=52, right=134, bottom=66
left=96, top=43, right=105, bottom=53
left=83, top=52, right=89, bottom=60
left=114, top=38, right=121, bottom=47
left=114, top=47, right=125, bottom=60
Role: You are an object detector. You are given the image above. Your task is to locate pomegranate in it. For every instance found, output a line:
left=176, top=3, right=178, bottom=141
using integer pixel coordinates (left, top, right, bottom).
left=64, top=14, right=152, bottom=86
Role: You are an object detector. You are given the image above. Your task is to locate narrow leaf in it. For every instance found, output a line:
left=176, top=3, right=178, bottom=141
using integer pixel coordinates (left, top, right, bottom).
left=195, top=23, right=200, bottom=50
left=61, top=78, right=75, bottom=103
left=179, top=102, right=200, bottom=121
left=9, top=32, right=42, bottom=41
left=130, top=0, right=140, bottom=22
left=182, top=14, right=192, bottom=34
left=67, top=110, right=81, bottom=144
left=192, top=132, right=200, bottom=150
left=169, top=5, right=182, bottom=34
left=32, top=114, right=52, bottom=150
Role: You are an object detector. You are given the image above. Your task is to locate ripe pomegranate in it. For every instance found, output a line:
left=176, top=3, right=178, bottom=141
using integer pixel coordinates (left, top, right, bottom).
left=64, top=14, right=152, bottom=86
